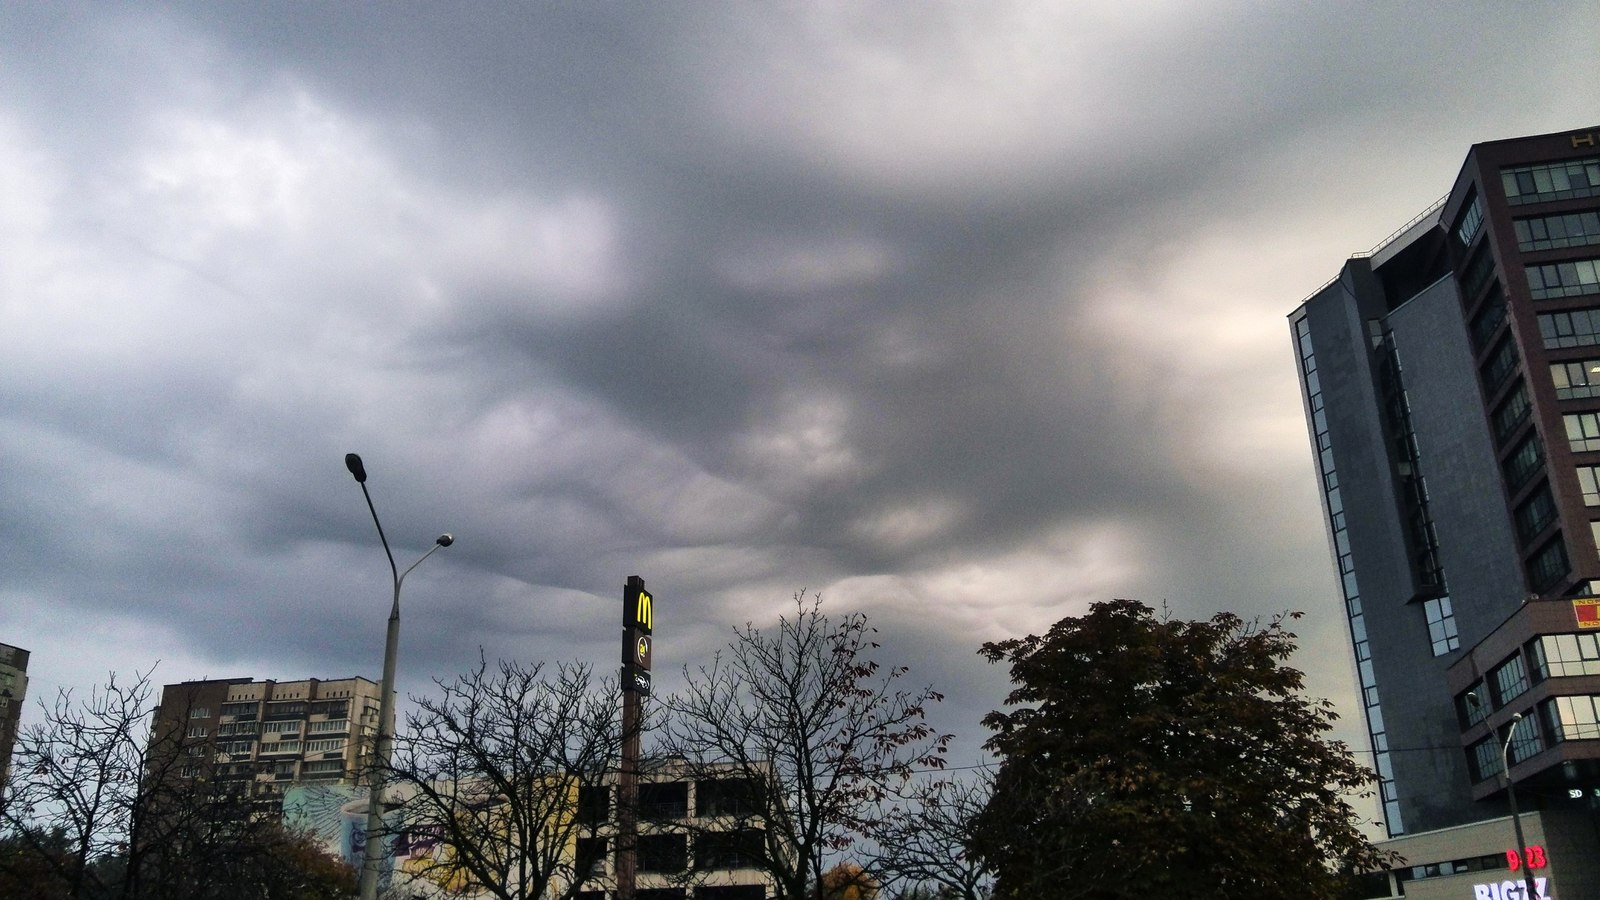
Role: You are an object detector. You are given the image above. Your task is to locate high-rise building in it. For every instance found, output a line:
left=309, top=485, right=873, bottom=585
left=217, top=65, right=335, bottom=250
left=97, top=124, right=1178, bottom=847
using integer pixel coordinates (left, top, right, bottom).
left=1289, top=126, right=1600, bottom=882
left=0, top=642, right=29, bottom=796
left=153, top=675, right=385, bottom=810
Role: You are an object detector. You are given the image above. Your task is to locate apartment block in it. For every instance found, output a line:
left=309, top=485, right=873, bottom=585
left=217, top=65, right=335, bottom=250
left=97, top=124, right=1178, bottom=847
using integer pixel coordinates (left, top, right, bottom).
left=0, top=642, right=28, bottom=797
left=154, top=675, right=384, bottom=807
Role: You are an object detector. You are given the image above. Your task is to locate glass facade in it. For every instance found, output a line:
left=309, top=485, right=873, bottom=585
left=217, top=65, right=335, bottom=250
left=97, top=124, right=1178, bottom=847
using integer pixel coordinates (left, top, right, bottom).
left=1456, top=192, right=1485, bottom=246
left=1543, top=694, right=1600, bottom=742
left=1515, top=209, right=1600, bottom=251
left=1514, top=483, right=1558, bottom=544
left=1565, top=412, right=1600, bottom=451
left=1539, top=308, right=1600, bottom=349
left=1423, top=596, right=1459, bottom=656
left=1527, top=258, right=1600, bottom=300
left=1578, top=465, right=1600, bottom=506
left=1528, top=632, right=1600, bottom=679
left=1492, top=382, right=1533, bottom=443
left=1502, top=156, right=1600, bottom=205
left=1551, top=359, right=1600, bottom=399
left=1529, top=538, right=1571, bottom=592
left=1294, top=315, right=1402, bottom=833
left=1490, top=653, right=1530, bottom=706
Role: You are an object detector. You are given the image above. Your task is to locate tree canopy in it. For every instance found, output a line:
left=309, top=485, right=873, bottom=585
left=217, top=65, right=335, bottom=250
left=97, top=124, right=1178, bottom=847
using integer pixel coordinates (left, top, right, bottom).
left=658, top=594, right=952, bottom=900
left=970, top=599, right=1389, bottom=900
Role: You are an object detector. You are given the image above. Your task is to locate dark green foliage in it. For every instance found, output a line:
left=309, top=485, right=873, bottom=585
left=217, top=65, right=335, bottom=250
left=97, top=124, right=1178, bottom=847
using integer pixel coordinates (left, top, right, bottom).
left=971, top=600, right=1392, bottom=900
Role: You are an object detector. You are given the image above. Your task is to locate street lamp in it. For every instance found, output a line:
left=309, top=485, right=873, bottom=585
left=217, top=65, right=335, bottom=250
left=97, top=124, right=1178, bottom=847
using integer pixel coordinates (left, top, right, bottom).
left=345, top=452, right=453, bottom=900
left=1499, top=713, right=1541, bottom=900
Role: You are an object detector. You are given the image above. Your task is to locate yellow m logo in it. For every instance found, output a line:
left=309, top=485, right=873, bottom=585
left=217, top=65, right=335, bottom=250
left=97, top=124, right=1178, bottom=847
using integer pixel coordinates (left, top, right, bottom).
left=636, top=590, right=653, bottom=632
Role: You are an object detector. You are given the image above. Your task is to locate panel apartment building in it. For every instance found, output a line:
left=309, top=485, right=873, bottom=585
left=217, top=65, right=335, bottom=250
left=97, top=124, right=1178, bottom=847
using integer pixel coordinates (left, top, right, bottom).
left=154, top=675, right=384, bottom=807
left=0, top=642, right=28, bottom=797
left=1289, top=125, right=1600, bottom=870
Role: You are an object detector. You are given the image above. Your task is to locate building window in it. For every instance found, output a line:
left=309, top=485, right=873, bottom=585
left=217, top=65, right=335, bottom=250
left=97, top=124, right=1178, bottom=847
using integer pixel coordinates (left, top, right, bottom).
left=220, top=702, right=256, bottom=718
left=1492, top=382, right=1533, bottom=444
left=264, top=720, right=302, bottom=735
left=310, top=700, right=350, bottom=717
left=1529, top=537, right=1571, bottom=592
left=1456, top=681, right=1490, bottom=727
left=265, top=701, right=305, bottom=719
left=695, top=830, right=765, bottom=870
left=303, top=759, right=343, bottom=776
left=578, top=785, right=611, bottom=825
left=1423, top=596, right=1459, bottom=656
left=187, top=725, right=208, bottom=738
left=1508, top=715, right=1545, bottom=763
left=1481, top=336, right=1520, bottom=392
left=1502, top=434, right=1544, bottom=490
left=1514, top=483, right=1559, bottom=543
left=1527, top=258, right=1600, bottom=300
left=1502, top=156, right=1600, bottom=205
left=640, top=782, right=689, bottom=821
left=1516, top=209, right=1600, bottom=251
left=1491, top=653, right=1530, bottom=706
left=1468, top=735, right=1502, bottom=782
left=1295, top=314, right=1401, bottom=833
left=260, top=740, right=301, bottom=755
left=696, top=779, right=763, bottom=817
left=695, top=887, right=766, bottom=900
left=190, top=707, right=210, bottom=719
left=637, top=834, right=687, bottom=874
left=1460, top=249, right=1497, bottom=301
left=1539, top=308, right=1600, bottom=349
left=1566, top=412, right=1600, bottom=451
left=1457, top=192, right=1485, bottom=245
left=1580, top=466, right=1600, bottom=506
left=306, top=738, right=345, bottom=754
left=1471, top=287, right=1507, bottom=351
left=1543, top=695, right=1600, bottom=742
left=308, top=719, right=349, bottom=734
left=1528, top=632, right=1600, bottom=681
left=1552, top=360, right=1600, bottom=399
left=576, top=837, right=608, bottom=878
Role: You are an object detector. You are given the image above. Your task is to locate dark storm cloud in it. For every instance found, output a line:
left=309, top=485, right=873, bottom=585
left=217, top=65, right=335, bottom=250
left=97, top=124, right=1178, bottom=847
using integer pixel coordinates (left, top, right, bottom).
left=1, top=1, right=1597, bottom=784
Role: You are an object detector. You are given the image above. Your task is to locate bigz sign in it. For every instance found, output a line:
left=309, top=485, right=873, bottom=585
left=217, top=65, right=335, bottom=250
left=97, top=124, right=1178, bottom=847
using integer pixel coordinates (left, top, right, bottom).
left=1472, top=878, right=1548, bottom=900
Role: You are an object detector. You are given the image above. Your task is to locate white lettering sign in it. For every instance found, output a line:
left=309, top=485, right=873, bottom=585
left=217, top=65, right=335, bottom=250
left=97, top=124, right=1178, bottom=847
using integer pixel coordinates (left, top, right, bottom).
left=1471, top=876, right=1548, bottom=900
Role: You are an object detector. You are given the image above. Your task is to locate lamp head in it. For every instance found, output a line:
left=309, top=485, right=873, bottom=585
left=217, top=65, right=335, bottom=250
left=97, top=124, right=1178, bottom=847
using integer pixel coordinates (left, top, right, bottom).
left=1511, top=712, right=1524, bottom=722
left=436, top=534, right=454, bottom=547
left=1465, top=691, right=1482, bottom=709
left=344, top=453, right=368, bottom=483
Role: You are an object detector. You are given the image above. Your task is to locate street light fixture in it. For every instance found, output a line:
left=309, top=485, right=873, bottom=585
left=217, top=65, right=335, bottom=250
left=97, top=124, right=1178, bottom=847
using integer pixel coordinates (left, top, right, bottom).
left=1467, top=690, right=1546, bottom=900
left=345, top=452, right=452, bottom=900
left=1499, top=713, right=1540, bottom=900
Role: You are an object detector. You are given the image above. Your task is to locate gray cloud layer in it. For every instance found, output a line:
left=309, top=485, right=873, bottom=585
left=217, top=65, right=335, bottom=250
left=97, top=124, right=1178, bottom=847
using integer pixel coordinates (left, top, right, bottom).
left=2, top=2, right=1596, bottom=778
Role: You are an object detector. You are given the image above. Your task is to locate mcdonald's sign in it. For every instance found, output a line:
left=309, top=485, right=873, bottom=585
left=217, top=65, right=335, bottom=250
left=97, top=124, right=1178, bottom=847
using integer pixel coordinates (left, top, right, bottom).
left=624, top=576, right=653, bottom=635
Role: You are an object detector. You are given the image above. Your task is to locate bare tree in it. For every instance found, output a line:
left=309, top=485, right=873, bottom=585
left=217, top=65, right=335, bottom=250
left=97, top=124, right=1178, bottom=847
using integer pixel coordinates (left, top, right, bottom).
left=0, top=669, right=356, bottom=900
left=869, top=776, right=992, bottom=900
left=383, top=656, right=624, bottom=900
left=657, top=594, right=953, bottom=900
left=0, top=669, right=163, bottom=899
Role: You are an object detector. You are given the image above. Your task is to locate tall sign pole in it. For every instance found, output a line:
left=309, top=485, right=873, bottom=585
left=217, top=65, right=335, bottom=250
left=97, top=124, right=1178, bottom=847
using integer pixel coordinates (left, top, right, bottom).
left=617, top=576, right=653, bottom=900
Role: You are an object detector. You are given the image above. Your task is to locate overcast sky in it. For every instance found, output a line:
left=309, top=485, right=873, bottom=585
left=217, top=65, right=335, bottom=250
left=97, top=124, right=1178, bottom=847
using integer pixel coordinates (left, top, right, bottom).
left=2, top=2, right=1597, bottom=799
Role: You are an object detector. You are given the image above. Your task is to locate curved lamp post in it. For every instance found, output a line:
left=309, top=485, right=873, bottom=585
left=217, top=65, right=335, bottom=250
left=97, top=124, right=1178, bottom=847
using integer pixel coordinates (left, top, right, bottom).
left=1499, top=713, right=1541, bottom=900
left=345, top=452, right=452, bottom=900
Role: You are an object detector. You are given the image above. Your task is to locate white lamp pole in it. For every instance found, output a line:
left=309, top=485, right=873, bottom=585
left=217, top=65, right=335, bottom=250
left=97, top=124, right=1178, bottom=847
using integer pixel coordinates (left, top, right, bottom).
left=346, top=453, right=452, bottom=900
